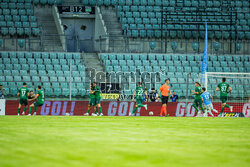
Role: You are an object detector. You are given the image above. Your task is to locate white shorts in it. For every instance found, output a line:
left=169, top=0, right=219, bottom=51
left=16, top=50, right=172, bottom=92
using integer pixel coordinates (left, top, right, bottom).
left=205, top=103, right=213, bottom=110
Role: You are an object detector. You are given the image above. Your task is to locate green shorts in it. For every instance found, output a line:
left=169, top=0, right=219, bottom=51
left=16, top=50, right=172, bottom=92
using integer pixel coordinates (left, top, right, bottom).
left=19, top=99, right=28, bottom=106
left=193, top=99, right=202, bottom=107
left=34, top=101, right=44, bottom=107
left=220, top=96, right=228, bottom=103
left=95, top=98, right=101, bottom=105
left=89, top=98, right=96, bottom=106
left=136, top=99, right=143, bottom=105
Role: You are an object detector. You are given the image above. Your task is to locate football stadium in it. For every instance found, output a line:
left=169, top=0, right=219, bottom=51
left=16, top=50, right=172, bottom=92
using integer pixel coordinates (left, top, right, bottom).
left=0, top=0, right=249, bottom=167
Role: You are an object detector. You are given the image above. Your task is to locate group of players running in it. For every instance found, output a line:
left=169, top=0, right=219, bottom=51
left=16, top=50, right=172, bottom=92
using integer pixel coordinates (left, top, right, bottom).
left=17, top=77, right=232, bottom=117
left=85, top=77, right=233, bottom=117
left=191, top=77, right=233, bottom=117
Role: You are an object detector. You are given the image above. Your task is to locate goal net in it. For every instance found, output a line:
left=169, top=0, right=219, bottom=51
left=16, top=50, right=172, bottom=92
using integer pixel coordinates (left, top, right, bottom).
left=204, top=72, right=250, bottom=116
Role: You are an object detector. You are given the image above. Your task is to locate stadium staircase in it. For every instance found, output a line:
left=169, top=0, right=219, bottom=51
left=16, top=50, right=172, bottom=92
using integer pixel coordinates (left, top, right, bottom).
left=100, top=6, right=126, bottom=52
left=83, top=53, right=106, bottom=83
left=34, top=6, right=64, bottom=52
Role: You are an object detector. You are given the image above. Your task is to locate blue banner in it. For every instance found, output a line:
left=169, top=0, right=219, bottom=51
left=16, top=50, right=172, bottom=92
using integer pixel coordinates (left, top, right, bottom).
left=201, top=23, right=208, bottom=84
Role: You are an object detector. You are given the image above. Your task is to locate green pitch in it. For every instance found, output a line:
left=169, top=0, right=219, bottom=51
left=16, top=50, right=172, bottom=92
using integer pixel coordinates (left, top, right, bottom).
left=0, top=116, right=249, bottom=167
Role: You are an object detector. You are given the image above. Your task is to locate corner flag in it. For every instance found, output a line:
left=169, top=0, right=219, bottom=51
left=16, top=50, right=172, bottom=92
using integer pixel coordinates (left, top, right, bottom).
left=201, top=22, right=208, bottom=85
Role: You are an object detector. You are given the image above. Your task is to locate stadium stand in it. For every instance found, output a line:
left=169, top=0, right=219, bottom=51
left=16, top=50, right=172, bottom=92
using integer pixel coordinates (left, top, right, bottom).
left=0, top=51, right=88, bottom=97
left=100, top=53, right=250, bottom=97
left=0, top=0, right=63, bottom=51
left=0, top=0, right=249, bottom=100
left=82, top=0, right=250, bottom=39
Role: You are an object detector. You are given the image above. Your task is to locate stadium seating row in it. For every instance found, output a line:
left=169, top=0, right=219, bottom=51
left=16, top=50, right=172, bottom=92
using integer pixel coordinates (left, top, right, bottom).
left=82, top=0, right=249, bottom=7
left=0, top=76, right=86, bottom=82
left=0, top=64, right=85, bottom=71
left=0, top=70, right=86, bottom=77
left=1, top=27, right=39, bottom=36
left=0, top=9, right=34, bottom=15
left=0, top=52, right=81, bottom=59
left=0, top=0, right=62, bottom=6
left=0, top=58, right=82, bottom=65
left=103, top=60, right=248, bottom=67
left=3, top=87, right=86, bottom=97
left=105, top=66, right=248, bottom=73
left=100, top=54, right=250, bottom=61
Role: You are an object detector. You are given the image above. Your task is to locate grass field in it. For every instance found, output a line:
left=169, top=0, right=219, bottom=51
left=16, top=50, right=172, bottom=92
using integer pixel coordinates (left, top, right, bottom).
left=0, top=116, right=249, bottom=167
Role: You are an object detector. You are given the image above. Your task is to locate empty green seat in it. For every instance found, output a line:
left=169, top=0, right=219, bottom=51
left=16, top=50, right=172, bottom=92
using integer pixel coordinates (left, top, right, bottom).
left=32, top=76, right=40, bottom=82
left=32, top=28, right=40, bottom=36
left=4, top=70, right=11, bottom=76
left=38, top=70, right=46, bottom=76
left=30, top=70, right=37, bottom=76
left=9, top=28, right=16, bottom=35
left=50, top=77, right=57, bottom=82
left=58, top=76, right=66, bottom=82
left=62, top=65, right=69, bottom=71
left=10, top=88, right=17, bottom=96
left=12, top=70, right=19, bottom=76
left=18, top=39, right=25, bottom=48
left=6, top=64, right=13, bottom=70
left=41, top=76, right=49, bottom=82
left=54, top=88, right=61, bottom=97
left=23, top=76, right=30, bottom=82
left=78, top=65, right=85, bottom=71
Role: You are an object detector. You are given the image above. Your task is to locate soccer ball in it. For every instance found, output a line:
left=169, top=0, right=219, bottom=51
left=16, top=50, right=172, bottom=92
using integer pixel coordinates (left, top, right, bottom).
left=65, top=113, right=70, bottom=116
left=149, top=111, right=154, bottom=116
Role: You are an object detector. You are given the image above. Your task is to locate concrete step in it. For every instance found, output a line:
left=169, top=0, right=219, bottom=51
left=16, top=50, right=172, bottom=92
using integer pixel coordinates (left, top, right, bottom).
left=100, top=5, right=126, bottom=52
left=35, top=6, right=63, bottom=51
left=108, top=31, right=123, bottom=35
left=83, top=53, right=105, bottom=73
left=105, top=24, right=121, bottom=29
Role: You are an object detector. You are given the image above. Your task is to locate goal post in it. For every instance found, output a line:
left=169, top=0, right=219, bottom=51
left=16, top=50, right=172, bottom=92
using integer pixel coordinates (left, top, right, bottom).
left=204, top=72, right=250, bottom=114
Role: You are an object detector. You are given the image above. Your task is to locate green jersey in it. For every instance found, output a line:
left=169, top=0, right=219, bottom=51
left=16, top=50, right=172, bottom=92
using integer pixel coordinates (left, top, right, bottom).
left=37, top=89, right=45, bottom=103
left=194, top=86, right=202, bottom=99
left=18, top=87, right=29, bottom=100
left=217, top=82, right=230, bottom=96
left=89, top=90, right=95, bottom=99
left=93, top=86, right=101, bottom=99
left=135, top=86, right=144, bottom=99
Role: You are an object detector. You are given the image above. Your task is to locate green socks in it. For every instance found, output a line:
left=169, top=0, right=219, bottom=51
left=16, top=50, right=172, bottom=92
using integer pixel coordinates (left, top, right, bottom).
left=18, top=107, right=27, bottom=114
left=95, top=107, right=98, bottom=114
left=200, top=105, right=205, bottom=114
left=220, top=107, right=225, bottom=115
left=138, top=104, right=145, bottom=108
left=193, top=105, right=199, bottom=113
left=23, top=107, right=27, bottom=113
left=34, top=106, right=37, bottom=113
left=132, top=107, right=137, bottom=114
left=87, top=109, right=90, bottom=113
left=29, top=107, right=32, bottom=114
left=99, top=107, right=102, bottom=113
left=132, top=104, right=144, bottom=114
left=220, top=105, right=230, bottom=115
left=94, top=107, right=103, bottom=114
